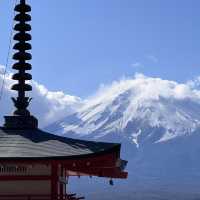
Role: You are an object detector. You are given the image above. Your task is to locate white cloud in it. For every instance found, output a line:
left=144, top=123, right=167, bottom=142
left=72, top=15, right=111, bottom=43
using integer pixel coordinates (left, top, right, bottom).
left=0, top=66, right=82, bottom=128
left=0, top=65, right=5, bottom=74
left=187, top=76, right=200, bottom=89
left=86, top=73, right=200, bottom=105
left=131, top=62, right=143, bottom=69
left=147, top=55, right=158, bottom=63
left=30, top=81, right=82, bottom=127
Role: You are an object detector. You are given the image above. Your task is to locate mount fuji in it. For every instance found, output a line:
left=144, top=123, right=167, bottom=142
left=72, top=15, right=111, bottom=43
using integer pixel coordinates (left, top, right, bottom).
left=46, top=74, right=200, bottom=200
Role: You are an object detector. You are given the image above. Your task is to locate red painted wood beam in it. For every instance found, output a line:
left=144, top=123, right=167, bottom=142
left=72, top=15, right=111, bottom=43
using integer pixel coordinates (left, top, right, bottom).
left=0, top=151, right=120, bottom=168
left=0, top=175, right=51, bottom=181
left=60, top=152, right=119, bottom=168
left=66, top=167, right=128, bottom=179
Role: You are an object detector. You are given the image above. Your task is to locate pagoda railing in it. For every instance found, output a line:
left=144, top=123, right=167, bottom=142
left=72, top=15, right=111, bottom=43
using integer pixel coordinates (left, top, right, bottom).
left=0, top=194, right=85, bottom=200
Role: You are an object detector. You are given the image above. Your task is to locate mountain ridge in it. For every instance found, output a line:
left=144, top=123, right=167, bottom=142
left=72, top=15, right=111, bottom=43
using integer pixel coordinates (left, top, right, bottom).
left=47, top=74, right=200, bottom=146
left=46, top=74, right=200, bottom=199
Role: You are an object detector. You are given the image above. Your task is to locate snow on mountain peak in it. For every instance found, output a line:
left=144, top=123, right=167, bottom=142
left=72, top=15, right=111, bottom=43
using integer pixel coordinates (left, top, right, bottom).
left=48, top=74, right=200, bottom=145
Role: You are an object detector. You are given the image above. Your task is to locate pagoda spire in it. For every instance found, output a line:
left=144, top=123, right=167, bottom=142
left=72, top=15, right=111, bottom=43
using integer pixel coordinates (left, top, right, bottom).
left=12, top=0, right=32, bottom=116
left=4, top=0, right=38, bottom=129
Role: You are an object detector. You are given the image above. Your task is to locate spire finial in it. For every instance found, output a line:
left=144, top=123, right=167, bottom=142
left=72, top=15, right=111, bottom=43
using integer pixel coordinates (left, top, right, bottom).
left=4, top=0, right=38, bottom=129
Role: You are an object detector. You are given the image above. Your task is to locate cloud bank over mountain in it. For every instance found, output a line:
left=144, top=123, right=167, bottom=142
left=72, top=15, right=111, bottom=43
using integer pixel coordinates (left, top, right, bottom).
left=1, top=63, right=200, bottom=132
left=47, top=73, right=200, bottom=145
left=87, top=73, right=200, bottom=106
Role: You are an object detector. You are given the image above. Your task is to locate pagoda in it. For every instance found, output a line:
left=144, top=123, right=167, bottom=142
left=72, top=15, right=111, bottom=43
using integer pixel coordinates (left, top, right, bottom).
left=0, top=0, right=128, bottom=199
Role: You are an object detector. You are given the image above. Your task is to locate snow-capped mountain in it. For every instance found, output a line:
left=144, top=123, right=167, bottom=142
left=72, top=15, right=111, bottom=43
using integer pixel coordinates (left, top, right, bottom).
left=47, top=74, right=200, bottom=199
left=48, top=74, right=200, bottom=146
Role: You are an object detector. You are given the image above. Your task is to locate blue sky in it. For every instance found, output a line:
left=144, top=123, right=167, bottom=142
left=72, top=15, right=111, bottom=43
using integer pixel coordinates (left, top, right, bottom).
left=1, top=0, right=200, bottom=97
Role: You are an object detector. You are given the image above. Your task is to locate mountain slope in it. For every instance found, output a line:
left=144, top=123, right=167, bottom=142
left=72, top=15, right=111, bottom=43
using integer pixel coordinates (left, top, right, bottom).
left=47, top=74, right=200, bottom=199
left=48, top=74, right=200, bottom=145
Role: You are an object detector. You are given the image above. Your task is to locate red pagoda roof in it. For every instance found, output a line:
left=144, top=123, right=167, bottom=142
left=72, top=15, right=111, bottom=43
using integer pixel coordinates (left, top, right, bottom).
left=0, top=127, right=128, bottom=179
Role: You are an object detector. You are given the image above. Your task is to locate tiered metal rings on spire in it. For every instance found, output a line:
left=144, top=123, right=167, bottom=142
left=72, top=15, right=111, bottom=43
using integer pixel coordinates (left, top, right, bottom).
left=4, top=0, right=38, bottom=129
left=12, top=0, right=32, bottom=116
